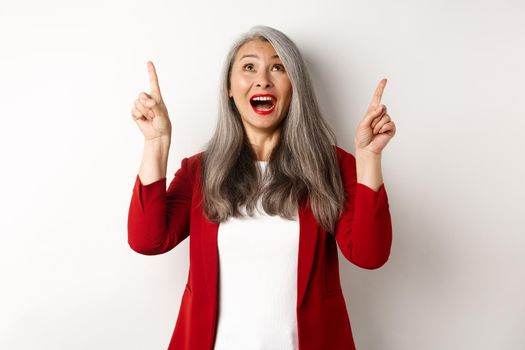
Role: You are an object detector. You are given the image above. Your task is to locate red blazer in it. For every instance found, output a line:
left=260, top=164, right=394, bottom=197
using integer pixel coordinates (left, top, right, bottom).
left=128, top=145, right=392, bottom=350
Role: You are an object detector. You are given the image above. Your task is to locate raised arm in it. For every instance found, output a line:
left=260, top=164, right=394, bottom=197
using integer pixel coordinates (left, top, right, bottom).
left=127, top=61, right=191, bottom=255
left=127, top=157, right=193, bottom=255
left=334, top=151, right=392, bottom=269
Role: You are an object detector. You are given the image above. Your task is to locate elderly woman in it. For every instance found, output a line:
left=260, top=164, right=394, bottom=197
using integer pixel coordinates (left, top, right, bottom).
left=128, top=25, right=395, bottom=350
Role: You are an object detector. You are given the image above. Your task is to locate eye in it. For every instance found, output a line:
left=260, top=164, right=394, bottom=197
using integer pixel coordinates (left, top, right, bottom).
left=242, top=63, right=285, bottom=72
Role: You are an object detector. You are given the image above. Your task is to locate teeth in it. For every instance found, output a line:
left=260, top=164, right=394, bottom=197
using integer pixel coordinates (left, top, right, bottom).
left=251, top=96, right=274, bottom=102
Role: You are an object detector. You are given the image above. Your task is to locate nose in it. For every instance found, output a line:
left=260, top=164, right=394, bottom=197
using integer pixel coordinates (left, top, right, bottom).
left=255, top=70, right=273, bottom=88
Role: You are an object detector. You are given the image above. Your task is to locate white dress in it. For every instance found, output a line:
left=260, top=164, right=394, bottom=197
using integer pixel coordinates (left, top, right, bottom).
left=214, top=161, right=300, bottom=350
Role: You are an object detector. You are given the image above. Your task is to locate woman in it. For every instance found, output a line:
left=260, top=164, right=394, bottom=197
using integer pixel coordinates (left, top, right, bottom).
left=128, top=25, right=395, bottom=350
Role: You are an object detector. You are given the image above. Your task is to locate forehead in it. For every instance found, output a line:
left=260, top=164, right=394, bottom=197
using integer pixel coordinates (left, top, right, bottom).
left=235, top=39, right=280, bottom=61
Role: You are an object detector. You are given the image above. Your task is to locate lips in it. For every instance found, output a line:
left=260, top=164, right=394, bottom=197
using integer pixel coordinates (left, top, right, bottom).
left=249, top=94, right=277, bottom=115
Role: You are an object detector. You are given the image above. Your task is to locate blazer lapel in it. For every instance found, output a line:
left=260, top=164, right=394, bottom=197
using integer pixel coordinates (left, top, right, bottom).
left=194, top=159, right=219, bottom=310
left=201, top=216, right=219, bottom=306
left=297, top=198, right=319, bottom=307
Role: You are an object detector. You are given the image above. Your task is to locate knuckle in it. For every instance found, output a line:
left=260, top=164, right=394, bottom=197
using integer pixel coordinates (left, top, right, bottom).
left=140, top=97, right=153, bottom=106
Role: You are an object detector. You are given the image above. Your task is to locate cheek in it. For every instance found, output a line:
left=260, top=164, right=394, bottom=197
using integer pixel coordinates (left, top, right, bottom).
left=231, top=75, right=251, bottom=93
left=279, top=79, right=292, bottom=100
left=281, top=85, right=292, bottom=107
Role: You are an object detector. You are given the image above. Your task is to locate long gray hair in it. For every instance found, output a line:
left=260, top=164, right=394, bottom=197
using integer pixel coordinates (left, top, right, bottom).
left=201, top=25, right=346, bottom=235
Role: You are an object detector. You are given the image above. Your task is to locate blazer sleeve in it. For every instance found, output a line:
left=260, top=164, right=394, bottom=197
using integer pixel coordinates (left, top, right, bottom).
left=127, top=157, right=192, bottom=255
left=334, top=150, right=393, bottom=269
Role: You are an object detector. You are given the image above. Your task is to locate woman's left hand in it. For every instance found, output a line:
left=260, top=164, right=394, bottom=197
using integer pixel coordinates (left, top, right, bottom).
left=354, top=79, right=396, bottom=155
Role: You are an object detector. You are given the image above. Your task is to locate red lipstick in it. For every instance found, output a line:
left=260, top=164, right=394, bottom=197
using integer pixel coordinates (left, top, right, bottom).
left=249, top=93, right=277, bottom=115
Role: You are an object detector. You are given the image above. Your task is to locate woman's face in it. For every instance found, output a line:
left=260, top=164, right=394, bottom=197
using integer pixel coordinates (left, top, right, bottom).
left=229, top=39, right=292, bottom=136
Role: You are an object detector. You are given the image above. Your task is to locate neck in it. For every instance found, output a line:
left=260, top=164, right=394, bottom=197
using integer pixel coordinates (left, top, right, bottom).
left=245, top=127, right=281, bottom=161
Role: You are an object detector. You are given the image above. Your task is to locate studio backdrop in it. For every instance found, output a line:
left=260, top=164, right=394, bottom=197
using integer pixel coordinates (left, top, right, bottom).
left=1, top=0, right=524, bottom=349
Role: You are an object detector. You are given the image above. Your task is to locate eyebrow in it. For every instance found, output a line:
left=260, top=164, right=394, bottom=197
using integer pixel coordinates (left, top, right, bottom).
left=239, top=54, right=280, bottom=60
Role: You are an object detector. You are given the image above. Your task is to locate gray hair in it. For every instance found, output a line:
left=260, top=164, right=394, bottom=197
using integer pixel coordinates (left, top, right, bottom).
left=200, top=25, right=346, bottom=234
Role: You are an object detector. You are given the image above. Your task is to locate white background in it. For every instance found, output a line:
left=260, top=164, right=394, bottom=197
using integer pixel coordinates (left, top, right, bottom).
left=1, top=0, right=524, bottom=349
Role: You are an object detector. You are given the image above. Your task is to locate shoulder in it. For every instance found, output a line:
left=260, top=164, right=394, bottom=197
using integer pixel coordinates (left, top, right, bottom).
left=182, top=151, right=205, bottom=174
left=172, top=151, right=204, bottom=189
left=187, top=150, right=205, bottom=164
left=183, top=151, right=206, bottom=181
left=333, top=144, right=356, bottom=165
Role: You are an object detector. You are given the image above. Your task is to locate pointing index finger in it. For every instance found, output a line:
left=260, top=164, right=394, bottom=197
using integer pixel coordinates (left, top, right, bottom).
left=370, top=78, right=387, bottom=108
left=147, top=61, right=162, bottom=100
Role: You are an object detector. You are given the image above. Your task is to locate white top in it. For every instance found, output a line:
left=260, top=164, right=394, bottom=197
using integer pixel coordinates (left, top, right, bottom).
left=214, top=161, right=300, bottom=350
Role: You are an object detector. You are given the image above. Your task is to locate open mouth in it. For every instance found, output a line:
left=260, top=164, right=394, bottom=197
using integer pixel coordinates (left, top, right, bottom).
left=250, top=95, right=276, bottom=114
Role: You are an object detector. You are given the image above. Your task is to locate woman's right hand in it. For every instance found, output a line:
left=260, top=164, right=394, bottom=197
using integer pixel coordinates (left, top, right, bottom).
left=131, top=61, right=172, bottom=140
